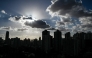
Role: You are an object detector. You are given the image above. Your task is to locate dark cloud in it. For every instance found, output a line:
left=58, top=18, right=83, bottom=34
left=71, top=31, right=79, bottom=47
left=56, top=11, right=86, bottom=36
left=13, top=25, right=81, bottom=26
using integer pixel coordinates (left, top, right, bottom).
left=47, top=0, right=92, bottom=18
left=42, top=19, right=56, bottom=28
left=23, top=17, right=32, bottom=20
left=81, top=24, right=92, bottom=28
left=15, top=16, right=21, bottom=21
left=62, top=17, right=72, bottom=22
left=49, top=0, right=77, bottom=12
left=57, top=21, right=64, bottom=25
left=9, top=16, right=32, bottom=22
left=70, top=9, right=92, bottom=18
left=24, top=20, right=50, bottom=28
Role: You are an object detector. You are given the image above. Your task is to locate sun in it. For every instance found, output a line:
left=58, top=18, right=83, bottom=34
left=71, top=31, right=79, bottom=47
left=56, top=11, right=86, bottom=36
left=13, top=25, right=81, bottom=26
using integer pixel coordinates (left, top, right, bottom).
left=31, top=11, right=39, bottom=19
left=19, top=7, right=45, bottom=20
left=24, top=10, right=42, bottom=20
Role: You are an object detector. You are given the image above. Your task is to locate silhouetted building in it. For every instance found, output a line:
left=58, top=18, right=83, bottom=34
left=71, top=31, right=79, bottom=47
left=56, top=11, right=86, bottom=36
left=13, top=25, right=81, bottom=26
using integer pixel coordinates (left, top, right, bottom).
left=11, top=37, right=20, bottom=48
left=5, top=31, right=10, bottom=45
left=85, top=32, right=92, bottom=52
left=73, top=32, right=85, bottom=56
left=85, top=31, right=92, bottom=39
left=23, top=38, right=30, bottom=47
left=73, top=33, right=80, bottom=56
left=54, top=30, right=62, bottom=53
left=5, top=31, right=9, bottom=40
left=38, top=37, right=42, bottom=48
left=50, top=35, right=53, bottom=50
left=34, top=38, right=38, bottom=48
left=27, top=38, right=31, bottom=47
left=64, top=32, right=74, bottom=55
left=65, top=32, right=71, bottom=39
left=79, top=32, right=85, bottom=49
left=0, top=37, right=3, bottom=45
left=42, top=30, right=51, bottom=53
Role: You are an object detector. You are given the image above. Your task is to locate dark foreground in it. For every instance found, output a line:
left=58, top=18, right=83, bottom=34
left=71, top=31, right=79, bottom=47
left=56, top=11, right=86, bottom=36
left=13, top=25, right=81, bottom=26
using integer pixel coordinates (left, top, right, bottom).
left=0, top=45, right=92, bottom=58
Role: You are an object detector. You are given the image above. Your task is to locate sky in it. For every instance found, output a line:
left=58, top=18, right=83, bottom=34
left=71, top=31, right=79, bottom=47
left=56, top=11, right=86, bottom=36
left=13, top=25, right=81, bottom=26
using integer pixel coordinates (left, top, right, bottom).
left=0, top=0, right=92, bottom=40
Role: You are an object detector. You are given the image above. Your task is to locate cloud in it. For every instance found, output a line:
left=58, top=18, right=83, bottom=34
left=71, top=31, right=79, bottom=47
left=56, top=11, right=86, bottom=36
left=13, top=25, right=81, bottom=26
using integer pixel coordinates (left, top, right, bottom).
left=15, top=16, right=21, bottom=21
left=47, top=0, right=92, bottom=18
left=8, top=16, right=23, bottom=22
left=46, top=0, right=92, bottom=32
left=81, top=24, right=92, bottom=29
left=9, top=16, right=20, bottom=22
left=0, top=26, right=29, bottom=32
left=0, top=26, right=12, bottom=30
left=78, top=17, right=92, bottom=31
left=62, top=17, right=72, bottom=22
left=25, top=20, right=50, bottom=28
left=46, top=27, right=56, bottom=30
left=56, top=26, right=70, bottom=32
left=56, top=21, right=65, bottom=27
left=72, top=24, right=82, bottom=32
left=9, top=16, right=32, bottom=22
left=14, top=28, right=28, bottom=31
left=23, top=17, right=32, bottom=19
left=79, top=17, right=92, bottom=24
left=1, top=10, right=7, bottom=14
left=9, top=16, right=50, bottom=29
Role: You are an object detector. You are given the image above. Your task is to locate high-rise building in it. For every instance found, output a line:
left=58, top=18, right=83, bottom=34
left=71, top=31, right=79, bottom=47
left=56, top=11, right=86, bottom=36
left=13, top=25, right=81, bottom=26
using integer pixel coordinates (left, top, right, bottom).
left=42, top=30, right=51, bottom=53
left=5, top=31, right=10, bottom=45
left=65, top=32, right=71, bottom=39
left=54, top=30, right=62, bottom=53
left=0, top=37, right=3, bottom=45
left=5, top=31, right=9, bottom=40
left=39, top=37, right=42, bottom=48
left=73, top=32, right=85, bottom=56
left=64, top=32, right=74, bottom=55
left=73, top=33, right=80, bottom=56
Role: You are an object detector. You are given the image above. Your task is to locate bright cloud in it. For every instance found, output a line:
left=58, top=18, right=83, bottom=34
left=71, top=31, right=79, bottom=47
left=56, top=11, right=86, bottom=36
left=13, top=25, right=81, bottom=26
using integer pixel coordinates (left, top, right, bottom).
left=1, top=10, right=7, bottom=14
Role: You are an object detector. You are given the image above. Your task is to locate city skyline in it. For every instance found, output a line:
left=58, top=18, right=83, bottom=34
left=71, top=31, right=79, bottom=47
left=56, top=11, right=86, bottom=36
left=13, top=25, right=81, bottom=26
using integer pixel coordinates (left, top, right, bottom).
left=0, top=29, right=92, bottom=40
left=0, top=30, right=69, bottom=40
left=0, top=30, right=92, bottom=58
left=0, top=0, right=92, bottom=39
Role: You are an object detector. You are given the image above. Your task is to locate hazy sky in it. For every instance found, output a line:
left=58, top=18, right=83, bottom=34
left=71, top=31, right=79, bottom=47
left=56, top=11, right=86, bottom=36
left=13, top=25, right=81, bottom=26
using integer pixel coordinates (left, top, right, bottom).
left=0, top=0, right=92, bottom=40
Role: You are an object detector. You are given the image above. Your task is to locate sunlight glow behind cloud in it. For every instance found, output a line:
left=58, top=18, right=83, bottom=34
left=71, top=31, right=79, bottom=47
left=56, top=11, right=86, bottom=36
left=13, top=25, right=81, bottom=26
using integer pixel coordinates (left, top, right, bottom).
left=18, top=6, right=47, bottom=20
